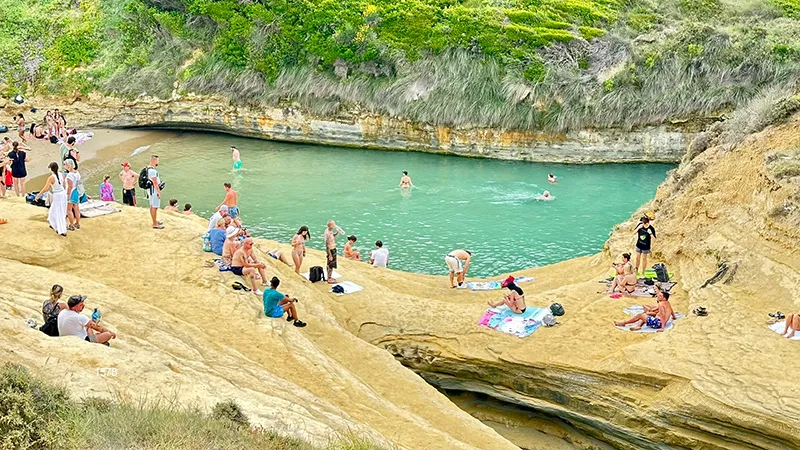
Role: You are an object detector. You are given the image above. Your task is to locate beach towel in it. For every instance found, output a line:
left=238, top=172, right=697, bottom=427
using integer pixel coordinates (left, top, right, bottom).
left=60, top=132, right=94, bottom=145
left=330, top=281, right=363, bottom=295
left=467, top=276, right=535, bottom=291
left=477, top=305, right=549, bottom=338
left=212, top=259, right=232, bottom=272
left=79, top=200, right=121, bottom=218
left=616, top=305, right=685, bottom=333
left=768, top=321, right=800, bottom=340
left=607, top=269, right=674, bottom=280
left=302, top=270, right=342, bottom=281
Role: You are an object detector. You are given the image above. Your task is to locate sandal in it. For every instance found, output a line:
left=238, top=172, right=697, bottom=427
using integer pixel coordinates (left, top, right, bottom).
left=0, top=218, right=7, bottom=225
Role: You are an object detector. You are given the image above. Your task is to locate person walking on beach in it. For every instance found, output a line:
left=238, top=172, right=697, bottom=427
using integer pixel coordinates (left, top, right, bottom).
left=15, top=114, right=26, bottom=143
left=35, top=162, right=68, bottom=236
left=445, top=249, right=472, bottom=288
left=119, top=162, right=137, bottom=206
left=324, top=220, right=343, bottom=284
left=369, top=240, right=389, bottom=268
left=633, top=217, right=656, bottom=277
left=263, top=277, right=307, bottom=327
left=65, top=159, right=83, bottom=231
left=146, top=155, right=163, bottom=229
left=8, top=141, right=31, bottom=197
left=291, top=226, right=310, bottom=274
left=218, top=182, right=239, bottom=219
left=399, top=171, right=414, bottom=188
left=231, top=146, right=242, bottom=170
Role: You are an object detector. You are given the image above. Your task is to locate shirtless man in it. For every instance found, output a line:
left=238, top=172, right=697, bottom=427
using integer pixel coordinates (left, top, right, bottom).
left=119, top=162, right=137, bottom=206
left=231, top=146, right=242, bottom=170
left=488, top=279, right=527, bottom=314
left=221, top=226, right=241, bottom=266
left=324, top=220, right=343, bottom=283
left=615, top=289, right=675, bottom=332
left=445, top=249, right=472, bottom=288
left=218, top=182, right=240, bottom=220
left=231, top=238, right=267, bottom=295
left=399, top=171, right=414, bottom=188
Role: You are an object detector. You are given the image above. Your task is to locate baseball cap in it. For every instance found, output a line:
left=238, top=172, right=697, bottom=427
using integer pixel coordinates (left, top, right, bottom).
left=220, top=205, right=229, bottom=212
left=121, top=162, right=130, bottom=168
left=67, top=295, right=86, bottom=308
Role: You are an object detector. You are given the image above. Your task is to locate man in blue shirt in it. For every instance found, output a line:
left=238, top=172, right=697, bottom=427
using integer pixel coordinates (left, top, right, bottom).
left=263, top=277, right=307, bottom=328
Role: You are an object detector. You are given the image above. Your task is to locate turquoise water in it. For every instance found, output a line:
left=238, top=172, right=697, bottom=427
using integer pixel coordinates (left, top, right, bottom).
left=86, top=133, right=672, bottom=277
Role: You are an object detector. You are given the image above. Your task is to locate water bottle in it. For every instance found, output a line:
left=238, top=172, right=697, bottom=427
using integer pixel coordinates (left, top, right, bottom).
left=202, top=233, right=212, bottom=252
left=92, top=308, right=101, bottom=322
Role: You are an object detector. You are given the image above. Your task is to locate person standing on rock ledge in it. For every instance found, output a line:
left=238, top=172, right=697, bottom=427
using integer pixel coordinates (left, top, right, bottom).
left=633, top=216, right=656, bottom=277
left=218, top=182, right=239, bottom=220
left=324, top=220, right=343, bottom=284
left=147, top=155, right=164, bottom=229
left=231, top=145, right=242, bottom=170
left=119, top=162, right=137, bottom=206
left=445, top=249, right=471, bottom=288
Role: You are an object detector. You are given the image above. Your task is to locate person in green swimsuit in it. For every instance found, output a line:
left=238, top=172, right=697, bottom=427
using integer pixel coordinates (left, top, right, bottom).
left=231, top=146, right=242, bottom=170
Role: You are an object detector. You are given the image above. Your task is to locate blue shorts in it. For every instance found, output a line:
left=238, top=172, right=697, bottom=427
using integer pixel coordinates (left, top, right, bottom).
left=268, top=305, right=284, bottom=318
left=69, top=189, right=79, bottom=204
left=646, top=316, right=662, bottom=329
left=229, top=206, right=239, bottom=219
left=233, top=160, right=242, bottom=170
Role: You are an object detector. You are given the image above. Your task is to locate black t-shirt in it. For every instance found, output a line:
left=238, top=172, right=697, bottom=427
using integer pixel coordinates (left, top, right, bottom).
left=63, top=150, right=78, bottom=171
left=636, top=225, right=656, bottom=250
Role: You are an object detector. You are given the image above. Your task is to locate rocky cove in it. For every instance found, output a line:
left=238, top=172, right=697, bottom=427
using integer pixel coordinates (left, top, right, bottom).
left=1, top=98, right=799, bottom=450
left=11, top=95, right=693, bottom=163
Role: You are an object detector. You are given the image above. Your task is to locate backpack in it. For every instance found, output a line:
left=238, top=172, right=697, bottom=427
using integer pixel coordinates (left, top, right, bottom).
left=49, top=135, right=58, bottom=144
left=0, top=125, right=8, bottom=133
left=549, top=303, right=565, bottom=317
left=309, top=266, right=325, bottom=283
left=138, top=166, right=152, bottom=190
left=653, top=263, right=669, bottom=282
left=39, top=319, right=59, bottom=337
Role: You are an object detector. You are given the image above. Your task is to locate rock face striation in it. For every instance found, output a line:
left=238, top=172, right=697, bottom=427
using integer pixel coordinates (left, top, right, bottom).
left=21, top=95, right=690, bottom=163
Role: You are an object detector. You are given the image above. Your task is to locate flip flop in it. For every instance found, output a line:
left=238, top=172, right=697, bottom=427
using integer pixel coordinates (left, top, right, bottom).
left=0, top=218, right=7, bottom=225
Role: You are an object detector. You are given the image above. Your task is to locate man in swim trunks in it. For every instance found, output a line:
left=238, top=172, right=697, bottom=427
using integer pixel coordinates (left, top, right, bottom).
left=231, top=146, right=242, bottom=170
left=614, top=290, right=674, bottom=332
left=119, top=162, right=137, bottom=206
left=399, top=171, right=414, bottom=188
left=218, top=182, right=240, bottom=219
left=445, top=249, right=472, bottom=288
left=231, top=238, right=267, bottom=295
left=262, top=277, right=306, bottom=327
left=324, top=220, right=342, bottom=283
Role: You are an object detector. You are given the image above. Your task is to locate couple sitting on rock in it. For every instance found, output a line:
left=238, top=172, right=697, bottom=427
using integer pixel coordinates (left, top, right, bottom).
left=614, top=285, right=675, bottom=332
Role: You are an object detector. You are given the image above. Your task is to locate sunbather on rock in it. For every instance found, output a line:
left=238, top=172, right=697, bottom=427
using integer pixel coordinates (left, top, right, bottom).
left=781, top=312, right=800, bottom=338
left=488, top=280, right=527, bottom=314
left=231, top=238, right=267, bottom=296
left=606, top=253, right=637, bottom=295
left=615, top=290, right=674, bottom=332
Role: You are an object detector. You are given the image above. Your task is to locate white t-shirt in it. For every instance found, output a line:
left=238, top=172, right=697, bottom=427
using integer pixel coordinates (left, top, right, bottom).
left=57, top=309, right=90, bottom=339
left=208, top=211, right=223, bottom=232
left=371, top=247, right=389, bottom=268
left=66, top=171, right=81, bottom=195
left=147, top=167, right=160, bottom=194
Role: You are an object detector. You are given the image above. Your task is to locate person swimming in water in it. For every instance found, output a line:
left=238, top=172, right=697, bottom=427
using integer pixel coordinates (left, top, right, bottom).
left=548, top=173, right=558, bottom=183
left=399, top=171, right=414, bottom=188
left=231, top=146, right=242, bottom=170
left=537, top=190, right=554, bottom=201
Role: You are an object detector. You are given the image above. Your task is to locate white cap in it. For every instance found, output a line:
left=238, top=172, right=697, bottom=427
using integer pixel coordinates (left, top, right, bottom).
left=220, top=205, right=229, bottom=212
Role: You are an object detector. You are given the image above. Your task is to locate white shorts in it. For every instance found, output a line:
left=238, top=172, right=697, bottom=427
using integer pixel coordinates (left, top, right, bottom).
left=148, top=191, right=161, bottom=208
left=445, top=255, right=463, bottom=274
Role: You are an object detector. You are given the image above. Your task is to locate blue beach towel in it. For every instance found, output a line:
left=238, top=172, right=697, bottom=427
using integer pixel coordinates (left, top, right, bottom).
left=477, top=305, right=549, bottom=338
left=467, top=276, right=535, bottom=291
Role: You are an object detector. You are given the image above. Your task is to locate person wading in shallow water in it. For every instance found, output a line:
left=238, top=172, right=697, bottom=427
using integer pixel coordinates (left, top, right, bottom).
left=231, top=145, right=242, bottom=170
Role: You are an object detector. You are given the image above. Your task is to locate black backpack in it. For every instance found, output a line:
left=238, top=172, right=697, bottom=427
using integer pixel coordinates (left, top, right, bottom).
left=653, top=263, right=669, bottom=282
left=138, top=166, right=152, bottom=190
left=549, top=303, right=565, bottom=317
left=49, top=135, right=58, bottom=144
left=309, top=266, right=325, bottom=283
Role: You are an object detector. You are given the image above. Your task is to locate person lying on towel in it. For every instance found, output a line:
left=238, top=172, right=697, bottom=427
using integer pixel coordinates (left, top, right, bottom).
left=488, top=278, right=527, bottom=314
left=615, top=289, right=675, bottom=332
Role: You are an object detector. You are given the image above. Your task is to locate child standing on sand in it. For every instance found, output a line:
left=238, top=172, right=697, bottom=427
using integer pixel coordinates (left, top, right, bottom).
left=100, top=175, right=115, bottom=202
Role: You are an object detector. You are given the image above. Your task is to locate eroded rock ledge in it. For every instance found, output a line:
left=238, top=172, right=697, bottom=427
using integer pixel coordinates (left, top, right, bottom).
left=30, top=95, right=690, bottom=163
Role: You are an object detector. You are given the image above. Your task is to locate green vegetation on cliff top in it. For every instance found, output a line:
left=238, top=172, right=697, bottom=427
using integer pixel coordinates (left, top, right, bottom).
left=2, top=0, right=800, bottom=130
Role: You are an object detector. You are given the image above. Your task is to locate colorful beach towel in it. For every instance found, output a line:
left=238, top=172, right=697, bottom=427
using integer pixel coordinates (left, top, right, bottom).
left=330, top=281, right=363, bottom=295
left=467, top=276, right=535, bottom=291
left=768, top=321, right=800, bottom=340
left=477, top=305, right=549, bottom=338
left=615, top=305, right=685, bottom=333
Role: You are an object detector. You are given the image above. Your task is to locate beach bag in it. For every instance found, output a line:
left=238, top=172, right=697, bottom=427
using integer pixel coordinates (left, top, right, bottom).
left=202, top=234, right=212, bottom=252
left=542, top=314, right=557, bottom=327
left=309, top=266, right=325, bottom=283
left=39, top=319, right=59, bottom=337
left=49, top=135, right=58, bottom=144
left=653, top=263, right=669, bottom=282
left=331, top=285, right=344, bottom=294
left=0, top=125, right=8, bottom=133
left=549, top=303, right=565, bottom=317
left=138, top=167, right=152, bottom=190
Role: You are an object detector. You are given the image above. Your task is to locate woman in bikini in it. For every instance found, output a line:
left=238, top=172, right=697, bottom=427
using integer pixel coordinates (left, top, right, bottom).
left=45, top=111, right=55, bottom=137
left=343, top=235, right=361, bottom=260
left=606, top=253, right=637, bottom=295
left=291, top=225, right=310, bottom=274
left=488, top=280, right=527, bottom=314
left=16, top=114, right=26, bottom=142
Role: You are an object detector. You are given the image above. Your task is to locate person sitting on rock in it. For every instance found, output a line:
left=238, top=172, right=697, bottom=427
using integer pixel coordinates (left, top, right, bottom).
left=222, top=226, right=241, bottom=266
left=781, top=312, right=800, bottom=338
left=262, top=276, right=306, bottom=328
left=605, top=253, right=637, bottom=295
left=231, top=238, right=266, bottom=296
left=344, top=235, right=361, bottom=261
left=266, top=248, right=293, bottom=267
left=208, top=219, right=227, bottom=256
left=488, top=277, right=527, bottom=314
left=615, top=290, right=674, bottom=332
left=57, top=295, right=116, bottom=345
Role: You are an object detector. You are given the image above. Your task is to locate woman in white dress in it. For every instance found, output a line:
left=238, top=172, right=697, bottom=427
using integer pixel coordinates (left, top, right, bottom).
left=35, top=162, right=68, bottom=236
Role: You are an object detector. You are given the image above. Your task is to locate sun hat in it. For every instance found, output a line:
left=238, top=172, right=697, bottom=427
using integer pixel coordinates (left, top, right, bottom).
left=226, top=226, right=239, bottom=239
left=67, top=295, right=86, bottom=308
